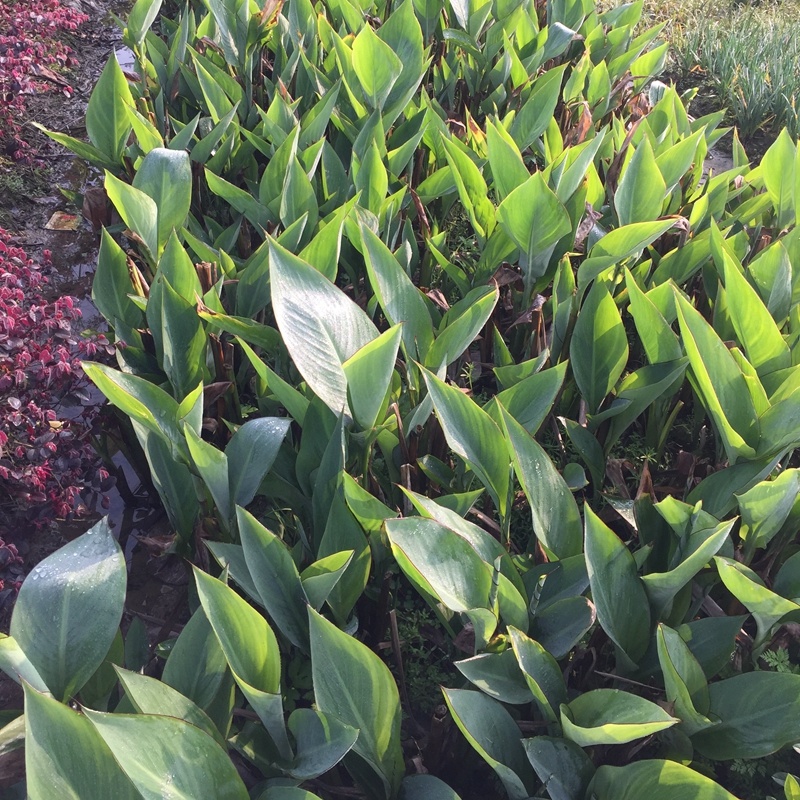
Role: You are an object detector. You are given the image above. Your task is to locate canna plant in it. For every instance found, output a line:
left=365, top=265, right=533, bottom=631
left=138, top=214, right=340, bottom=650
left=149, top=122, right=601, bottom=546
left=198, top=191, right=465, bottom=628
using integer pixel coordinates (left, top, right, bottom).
left=6, top=0, right=800, bottom=796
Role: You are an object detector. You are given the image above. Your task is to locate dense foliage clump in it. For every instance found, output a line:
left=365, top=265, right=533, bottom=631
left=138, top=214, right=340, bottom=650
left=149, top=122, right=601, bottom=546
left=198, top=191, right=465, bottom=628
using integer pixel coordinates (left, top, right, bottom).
left=3, top=0, right=800, bottom=797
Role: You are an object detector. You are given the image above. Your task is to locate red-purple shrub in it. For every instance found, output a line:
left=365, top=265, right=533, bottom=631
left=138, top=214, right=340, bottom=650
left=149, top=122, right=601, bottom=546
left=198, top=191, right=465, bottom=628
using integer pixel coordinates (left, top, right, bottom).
left=0, top=228, right=114, bottom=528
left=0, top=0, right=88, bottom=162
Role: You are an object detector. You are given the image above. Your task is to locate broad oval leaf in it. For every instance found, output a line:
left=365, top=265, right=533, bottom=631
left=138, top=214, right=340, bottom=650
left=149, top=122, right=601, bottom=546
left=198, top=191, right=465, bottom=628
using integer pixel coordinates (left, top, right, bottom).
left=85, top=708, right=248, bottom=799
left=570, top=280, right=629, bottom=414
left=24, top=685, right=139, bottom=800
left=585, top=505, right=650, bottom=666
left=561, top=689, right=677, bottom=746
left=11, top=519, right=126, bottom=701
left=309, top=608, right=404, bottom=798
left=270, top=239, right=378, bottom=417
left=522, top=736, right=595, bottom=800
left=443, top=688, right=536, bottom=800
left=588, top=760, right=738, bottom=799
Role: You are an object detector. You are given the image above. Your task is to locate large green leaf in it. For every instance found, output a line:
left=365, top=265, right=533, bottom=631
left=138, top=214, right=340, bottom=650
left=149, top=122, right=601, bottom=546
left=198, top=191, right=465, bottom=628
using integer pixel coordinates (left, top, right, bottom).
left=454, top=649, right=532, bottom=706
left=585, top=505, right=651, bottom=666
left=24, top=686, right=138, bottom=800
left=194, top=569, right=289, bottom=758
left=423, top=369, right=509, bottom=516
left=442, top=688, right=536, bottom=800
left=561, top=689, right=677, bottom=746
left=588, top=760, right=738, bottom=799
left=114, top=666, right=225, bottom=747
left=351, top=23, right=403, bottom=110
left=501, top=405, right=582, bottom=558
left=11, top=519, right=126, bottom=701
left=386, top=517, right=493, bottom=614
left=227, top=417, right=290, bottom=509
left=85, top=708, right=248, bottom=799
left=104, top=171, right=159, bottom=259
left=674, top=291, right=758, bottom=461
left=309, top=608, right=404, bottom=799
left=615, top=138, right=666, bottom=225
left=343, top=325, right=403, bottom=430
left=287, top=707, right=359, bottom=781
left=93, top=230, right=142, bottom=329
left=161, top=608, right=232, bottom=732
left=85, top=55, right=133, bottom=161
left=270, top=239, right=378, bottom=417
left=237, top=507, right=310, bottom=651
left=522, top=736, right=595, bottom=800
left=721, top=250, right=790, bottom=378
left=570, top=280, right=629, bottom=414
left=132, top=148, right=192, bottom=254
left=497, top=171, right=571, bottom=283
left=691, top=672, right=800, bottom=759
left=508, top=627, right=567, bottom=722
left=641, top=519, right=734, bottom=617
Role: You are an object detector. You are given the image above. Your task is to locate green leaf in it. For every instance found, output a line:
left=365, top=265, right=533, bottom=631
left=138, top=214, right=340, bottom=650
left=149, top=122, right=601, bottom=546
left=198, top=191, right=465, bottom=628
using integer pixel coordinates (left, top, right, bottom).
left=226, top=417, right=289, bottom=508
left=154, top=276, right=206, bottom=400
left=386, top=516, right=493, bottom=615
left=692, top=672, right=800, bottom=759
left=500, top=405, right=582, bottom=558
left=85, top=707, right=248, bottom=799
left=570, top=280, right=629, bottom=414
left=237, top=507, right=310, bottom=651
left=508, top=627, right=567, bottom=722
left=425, top=286, right=498, bottom=370
left=642, top=519, right=734, bottom=617
left=761, top=128, right=796, bottom=229
left=442, top=688, right=535, bottom=800
left=488, top=361, right=568, bottom=435
left=522, top=736, right=595, bottom=800
left=301, top=552, right=355, bottom=611
left=455, top=649, right=533, bottom=705
left=161, top=609, right=231, bottom=723
left=114, top=666, right=225, bottom=747
left=86, top=55, right=134, bottom=161
left=11, top=519, right=126, bottom=701
left=288, top=707, right=359, bottom=781
left=656, top=625, right=714, bottom=735
left=721, top=251, right=790, bottom=378
left=497, top=171, right=571, bottom=282
left=93, top=229, right=142, bottom=328
left=361, top=223, right=434, bottom=361
left=399, top=774, right=463, bottom=799
left=561, top=689, right=677, bottom=746
left=351, top=24, right=403, bottom=111
left=0, top=635, right=48, bottom=692
left=588, top=760, right=738, bottom=799
left=355, top=140, right=388, bottom=217
left=309, top=608, right=404, bottom=799
left=270, top=239, right=378, bottom=418
left=615, top=138, right=666, bottom=225
left=105, top=171, right=159, bottom=259
left=194, top=569, right=289, bottom=758
left=423, top=369, right=509, bottom=516
left=585, top=505, right=651, bottom=666
left=674, top=291, right=758, bottom=462
left=343, top=325, right=403, bottom=430
left=441, top=136, right=495, bottom=241
left=510, top=65, right=567, bottom=151
left=486, top=118, right=528, bottom=200
left=125, top=0, right=162, bottom=46
left=185, top=425, right=230, bottom=521
left=24, top=685, right=138, bottom=800
left=714, top=557, right=799, bottom=642
left=530, top=596, right=596, bottom=660
left=132, top=148, right=192, bottom=255
left=578, top=219, right=675, bottom=289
